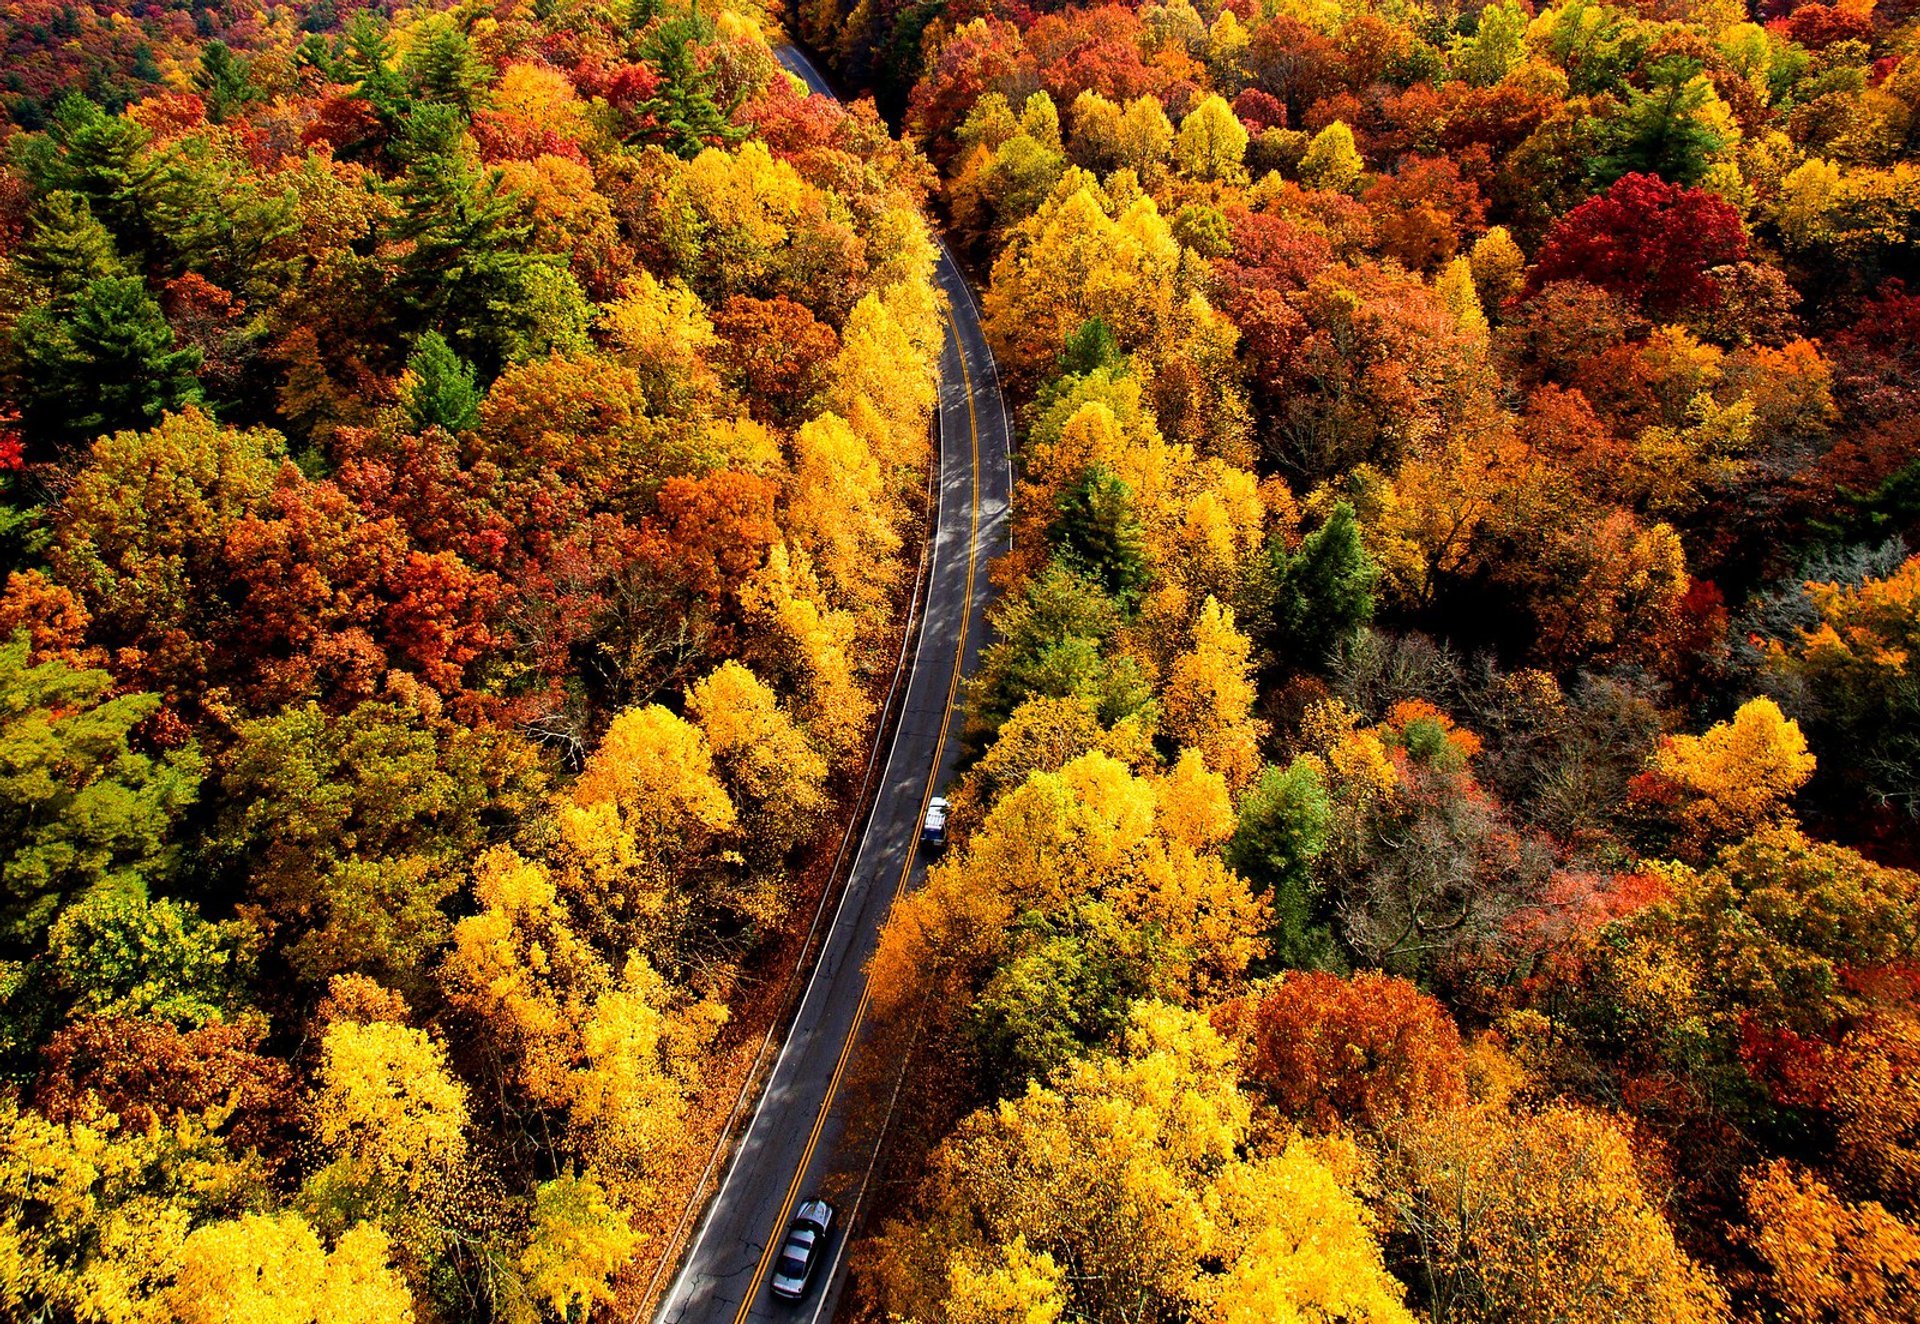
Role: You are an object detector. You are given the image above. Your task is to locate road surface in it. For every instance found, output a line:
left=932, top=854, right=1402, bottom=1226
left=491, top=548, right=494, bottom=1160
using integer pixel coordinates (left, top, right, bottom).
left=653, top=42, right=1012, bottom=1324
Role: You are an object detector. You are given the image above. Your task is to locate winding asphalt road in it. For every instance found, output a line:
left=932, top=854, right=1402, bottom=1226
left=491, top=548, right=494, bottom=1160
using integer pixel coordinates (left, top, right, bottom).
left=652, top=42, right=1012, bottom=1324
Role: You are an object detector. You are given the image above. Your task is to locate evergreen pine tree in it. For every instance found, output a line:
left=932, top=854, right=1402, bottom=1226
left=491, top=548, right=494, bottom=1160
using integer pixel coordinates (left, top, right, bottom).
left=387, top=104, right=543, bottom=373
left=1267, top=502, right=1377, bottom=668
left=1591, top=56, right=1729, bottom=187
left=13, top=276, right=204, bottom=450
left=1052, top=464, right=1151, bottom=611
left=340, top=11, right=410, bottom=122
left=19, top=97, right=158, bottom=258
left=402, top=16, right=490, bottom=116
left=12, top=192, right=125, bottom=305
left=194, top=41, right=257, bottom=123
left=632, top=14, right=744, bottom=157
left=403, top=332, right=481, bottom=434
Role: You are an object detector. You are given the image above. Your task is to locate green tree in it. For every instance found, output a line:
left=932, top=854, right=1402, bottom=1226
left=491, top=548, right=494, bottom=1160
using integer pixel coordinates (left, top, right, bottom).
left=401, top=15, right=489, bottom=116
left=0, top=635, right=202, bottom=948
left=1451, top=0, right=1528, bottom=87
left=401, top=332, right=481, bottom=434
left=970, top=563, right=1152, bottom=740
left=632, top=15, right=744, bottom=157
left=46, top=890, right=251, bottom=1026
left=13, top=96, right=158, bottom=257
left=1052, top=464, right=1151, bottom=611
left=12, top=276, right=204, bottom=450
left=966, top=911, right=1147, bottom=1096
left=193, top=41, right=257, bottom=123
left=11, top=192, right=124, bottom=305
left=386, top=105, right=568, bottom=374
left=1266, top=502, right=1378, bottom=668
left=1591, top=56, right=1731, bottom=187
left=216, top=699, right=543, bottom=989
left=1056, top=318, right=1123, bottom=378
left=1227, top=759, right=1336, bottom=969
left=339, top=11, right=410, bottom=121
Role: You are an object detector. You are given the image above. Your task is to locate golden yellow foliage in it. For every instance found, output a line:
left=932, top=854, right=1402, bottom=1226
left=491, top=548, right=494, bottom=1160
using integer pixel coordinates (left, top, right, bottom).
left=170, top=1213, right=412, bottom=1324
left=518, top=1171, right=640, bottom=1322
left=311, top=1018, right=469, bottom=1198
left=1743, top=1159, right=1920, bottom=1324
left=738, top=542, right=873, bottom=756
left=874, top=1004, right=1409, bottom=1323
left=786, top=411, right=902, bottom=619
left=943, top=1237, right=1066, bottom=1324
left=1647, top=696, right=1815, bottom=842
left=687, top=659, right=830, bottom=861
left=1379, top=1103, right=1728, bottom=1324
left=0, top=1101, right=265, bottom=1324
left=869, top=751, right=1263, bottom=1017
left=569, top=704, right=738, bottom=860
left=1162, top=597, right=1265, bottom=792
left=444, top=848, right=723, bottom=1188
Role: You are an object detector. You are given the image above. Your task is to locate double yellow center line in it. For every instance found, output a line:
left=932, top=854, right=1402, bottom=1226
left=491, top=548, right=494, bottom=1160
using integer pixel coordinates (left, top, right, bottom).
left=727, top=298, right=985, bottom=1324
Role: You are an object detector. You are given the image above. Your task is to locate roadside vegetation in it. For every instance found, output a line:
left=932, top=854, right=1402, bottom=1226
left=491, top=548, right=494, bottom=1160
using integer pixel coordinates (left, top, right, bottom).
left=0, top=1, right=941, bottom=1318
left=795, top=0, right=1920, bottom=1319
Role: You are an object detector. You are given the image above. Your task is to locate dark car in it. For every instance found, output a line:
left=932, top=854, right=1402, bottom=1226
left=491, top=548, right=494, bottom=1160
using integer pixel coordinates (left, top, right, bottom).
left=769, top=1198, right=835, bottom=1301
left=920, top=796, right=949, bottom=852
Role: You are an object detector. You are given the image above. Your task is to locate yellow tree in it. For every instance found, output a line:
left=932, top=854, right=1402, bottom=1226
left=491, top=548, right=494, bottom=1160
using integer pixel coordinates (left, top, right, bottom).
left=819, top=282, right=942, bottom=473
left=1644, top=696, right=1814, bottom=845
left=686, top=660, right=830, bottom=863
left=871, top=1003, right=1410, bottom=1323
left=0, top=1101, right=266, bottom=1323
left=1117, top=97, right=1175, bottom=177
left=566, top=954, right=726, bottom=1175
left=170, top=1213, right=413, bottom=1324
left=1299, top=122, right=1364, bottom=193
left=443, top=847, right=723, bottom=1189
left=1743, top=1160, right=1920, bottom=1324
left=943, top=1238, right=1066, bottom=1324
left=949, top=691, right=1156, bottom=831
left=556, top=703, right=737, bottom=944
left=1377, top=1103, right=1728, bottom=1324
left=519, top=1171, right=641, bottom=1323
left=984, top=178, right=1181, bottom=383
left=309, top=1018, right=470, bottom=1206
left=1173, top=95, right=1249, bottom=184
left=738, top=542, right=872, bottom=756
left=785, top=411, right=901, bottom=620
left=1162, top=597, right=1266, bottom=792
left=599, top=271, right=723, bottom=420
left=443, top=845, right=606, bottom=1108
left=868, top=750, right=1263, bottom=1019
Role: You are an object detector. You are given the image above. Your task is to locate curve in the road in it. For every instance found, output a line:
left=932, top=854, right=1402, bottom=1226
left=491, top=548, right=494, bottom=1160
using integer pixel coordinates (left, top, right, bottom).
left=651, top=42, right=1012, bottom=1324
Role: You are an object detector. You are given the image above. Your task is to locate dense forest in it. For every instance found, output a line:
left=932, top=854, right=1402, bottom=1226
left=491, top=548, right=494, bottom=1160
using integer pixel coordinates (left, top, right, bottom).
left=0, top=1, right=944, bottom=1319
left=789, top=0, right=1920, bottom=1320
left=2, top=0, right=1919, bottom=1322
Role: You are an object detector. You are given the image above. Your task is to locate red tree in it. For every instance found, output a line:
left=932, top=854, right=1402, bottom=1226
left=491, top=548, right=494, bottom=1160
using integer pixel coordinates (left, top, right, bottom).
left=639, top=470, right=780, bottom=601
left=711, top=295, right=840, bottom=423
left=1234, top=970, right=1469, bottom=1130
left=1528, top=173, right=1749, bottom=318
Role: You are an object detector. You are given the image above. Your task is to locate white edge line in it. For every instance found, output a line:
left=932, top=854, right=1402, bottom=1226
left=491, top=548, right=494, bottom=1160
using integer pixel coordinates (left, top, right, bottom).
left=654, top=154, right=962, bottom=1324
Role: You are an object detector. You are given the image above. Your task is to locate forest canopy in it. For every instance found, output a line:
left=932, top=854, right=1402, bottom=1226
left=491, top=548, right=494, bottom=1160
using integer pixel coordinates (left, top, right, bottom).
left=5, top=0, right=1920, bottom=1321
left=0, top=0, right=942, bottom=1318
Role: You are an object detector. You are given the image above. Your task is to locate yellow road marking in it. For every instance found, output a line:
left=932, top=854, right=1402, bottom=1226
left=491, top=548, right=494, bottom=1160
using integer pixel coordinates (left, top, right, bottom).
left=728, top=299, right=984, bottom=1323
